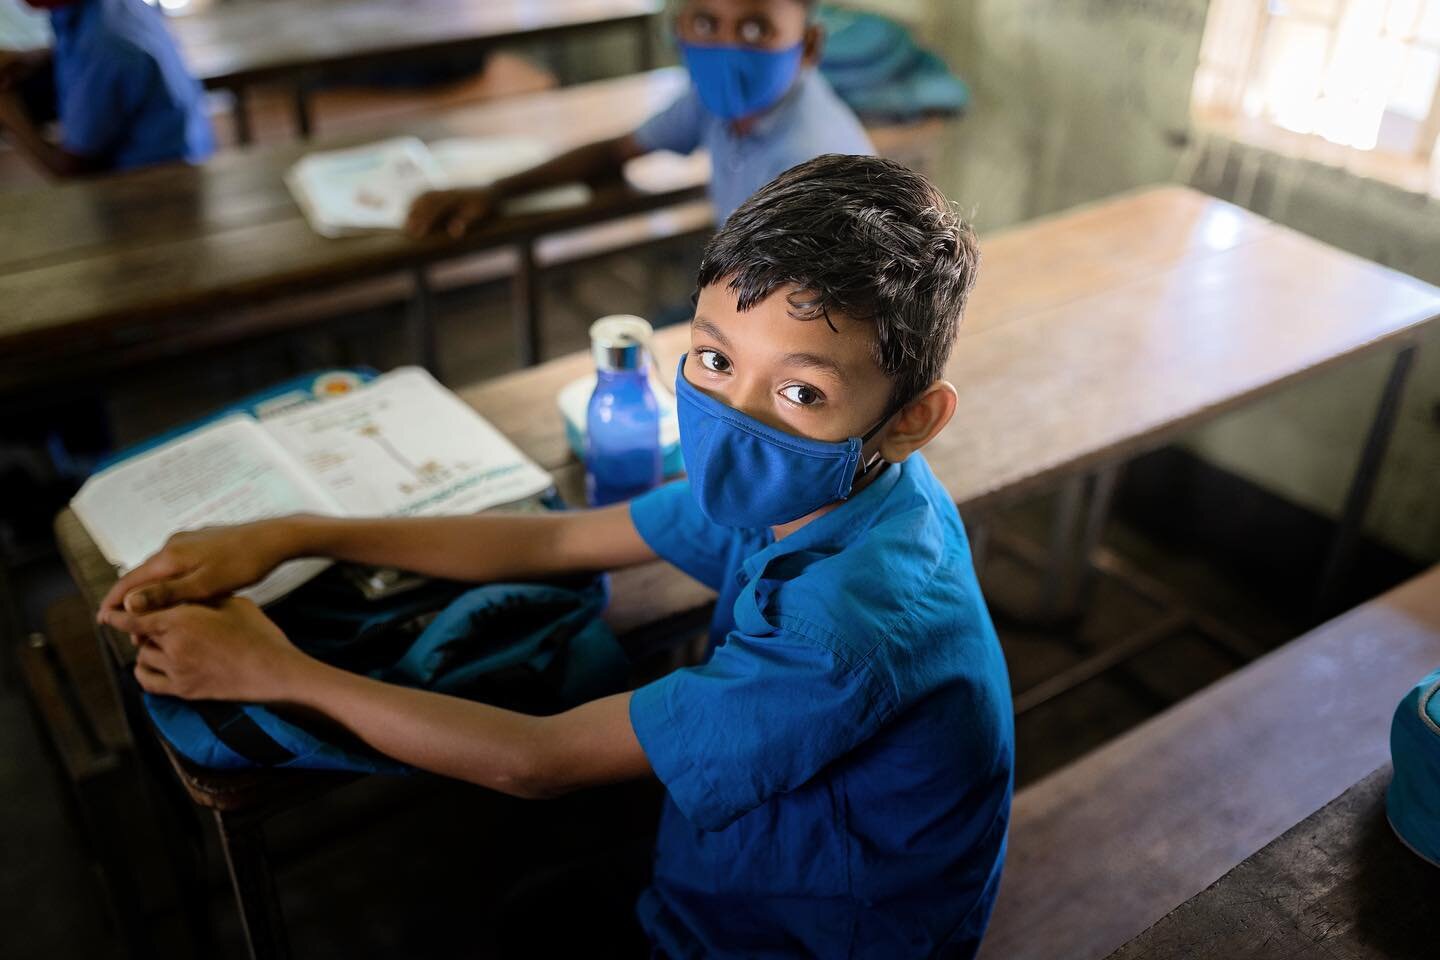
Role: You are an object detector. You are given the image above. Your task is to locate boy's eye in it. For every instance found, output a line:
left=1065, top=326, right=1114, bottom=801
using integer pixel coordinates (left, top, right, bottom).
left=697, top=349, right=732, bottom=373
left=738, top=19, right=770, bottom=44
left=780, top=384, right=823, bottom=406
left=688, top=13, right=717, bottom=38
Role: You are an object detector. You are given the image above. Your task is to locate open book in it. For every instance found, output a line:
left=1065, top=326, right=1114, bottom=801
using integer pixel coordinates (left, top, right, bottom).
left=286, top=136, right=593, bottom=238
left=72, top=367, right=554, bottom=606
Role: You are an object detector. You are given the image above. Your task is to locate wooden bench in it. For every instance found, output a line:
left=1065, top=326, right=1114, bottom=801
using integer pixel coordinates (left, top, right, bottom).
left=977, top=564, right=1440, bottom=960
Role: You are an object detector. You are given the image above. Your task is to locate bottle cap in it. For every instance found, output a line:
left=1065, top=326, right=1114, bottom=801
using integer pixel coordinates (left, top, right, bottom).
left=590, top=315, right=653, bottom=372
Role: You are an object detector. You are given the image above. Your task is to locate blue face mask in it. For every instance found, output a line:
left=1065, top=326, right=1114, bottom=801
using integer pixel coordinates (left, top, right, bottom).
left=675, top=355, right=887, bottom=528
left=678, top=39, right=804, bottom=121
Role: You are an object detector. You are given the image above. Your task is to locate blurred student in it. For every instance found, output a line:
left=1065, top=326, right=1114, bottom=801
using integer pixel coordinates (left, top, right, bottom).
left=406, top=0, right=872, bottom=237
left=0, top=0, right=212, bottom=177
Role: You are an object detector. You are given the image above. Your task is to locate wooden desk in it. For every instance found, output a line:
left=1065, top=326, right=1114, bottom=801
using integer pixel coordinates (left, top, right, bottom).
left=0, top=69, right=703, bottom=386
left=171, top=0, right=663, bottom=141
left=1110, top=766, right=1440, bottom=960
left=978, top=565, right=1440, bottom=960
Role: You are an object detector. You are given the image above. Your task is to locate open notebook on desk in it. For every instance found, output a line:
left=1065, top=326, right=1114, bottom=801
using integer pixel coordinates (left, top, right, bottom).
left=286, top=136, right=593, bottom=238
left=72, top=367, right=554, bottom=606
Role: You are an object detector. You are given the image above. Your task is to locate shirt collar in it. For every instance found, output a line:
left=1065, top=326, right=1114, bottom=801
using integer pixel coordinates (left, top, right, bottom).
left=741, top=456, right=906, bottom=581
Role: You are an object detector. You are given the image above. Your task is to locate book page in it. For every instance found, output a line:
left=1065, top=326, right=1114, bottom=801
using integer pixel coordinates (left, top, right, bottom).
left=262, top=367, right=553, bottom=518
left=71, top=415, right=340, bottom=605
left=286, top=136, right=446, bottom=237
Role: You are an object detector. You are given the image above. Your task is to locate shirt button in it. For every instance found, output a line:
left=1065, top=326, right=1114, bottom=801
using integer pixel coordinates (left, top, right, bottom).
left=735, top=570, right=750, bottom=587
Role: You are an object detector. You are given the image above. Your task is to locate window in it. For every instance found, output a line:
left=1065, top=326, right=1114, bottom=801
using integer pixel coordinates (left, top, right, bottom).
left=1193, top=0, right=1440, bottom=196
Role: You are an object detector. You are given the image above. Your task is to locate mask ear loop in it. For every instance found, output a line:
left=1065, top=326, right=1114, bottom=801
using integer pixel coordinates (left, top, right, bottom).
left=856, top=407, right=896, bottom=480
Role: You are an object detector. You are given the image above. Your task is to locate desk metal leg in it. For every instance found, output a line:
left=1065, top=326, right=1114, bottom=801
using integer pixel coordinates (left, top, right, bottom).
left=1314, top=343, right=1417, bottom=618
left=216, top=811, right=290, bottom=960
left=231, top=86, right=253, bottom=146
left=292, top=84, right=314, bottom=139
left=410, top=267, right=439, bottom=375
left=1037, top=466, right=1120, bottom=623
left=512, top=242, right=542, bottom=367
left=638, top=19, right=656, bottom=70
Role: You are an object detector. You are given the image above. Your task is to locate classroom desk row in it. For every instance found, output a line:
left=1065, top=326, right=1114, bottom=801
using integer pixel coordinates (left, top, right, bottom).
left=170, top=0, right=663, bottom=141
left=0, top=68, right=704, bottom=389
left=0, top=65, right=946, bottom=396
left=54, top=185, right=1440, bottom=960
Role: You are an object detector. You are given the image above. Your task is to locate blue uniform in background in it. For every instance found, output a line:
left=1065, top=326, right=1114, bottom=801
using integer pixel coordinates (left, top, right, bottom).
left=634, top=68, right=874, bottom=223
left=49, top=0, right=212, bottom=170
left=628, top=454, right=1015, bottom=959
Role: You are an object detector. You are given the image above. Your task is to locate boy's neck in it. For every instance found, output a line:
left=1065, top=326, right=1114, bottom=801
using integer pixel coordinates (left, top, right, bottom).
left=770, top=460, right=890, bottom=541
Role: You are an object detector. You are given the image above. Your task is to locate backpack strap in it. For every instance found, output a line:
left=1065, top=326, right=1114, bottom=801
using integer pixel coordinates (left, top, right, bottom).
left=188, top=701, right=296, bottom=767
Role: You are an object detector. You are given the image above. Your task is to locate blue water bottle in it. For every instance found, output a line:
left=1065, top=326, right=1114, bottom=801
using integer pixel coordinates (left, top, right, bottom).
left=585, top=315, right=663, bottom=506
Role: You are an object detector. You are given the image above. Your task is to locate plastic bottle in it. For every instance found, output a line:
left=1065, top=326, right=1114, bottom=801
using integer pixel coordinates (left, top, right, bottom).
left=585, top=315, right=662, bottom=506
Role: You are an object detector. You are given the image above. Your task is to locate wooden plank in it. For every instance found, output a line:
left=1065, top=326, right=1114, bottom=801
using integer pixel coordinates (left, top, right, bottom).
left=1109, top=767, right=1440, bottom=960
left=977, top=565, right=1440, bottom=960
left=171, top=0, right=661, bottom=89
left=44, top=594, right=131, bottom=754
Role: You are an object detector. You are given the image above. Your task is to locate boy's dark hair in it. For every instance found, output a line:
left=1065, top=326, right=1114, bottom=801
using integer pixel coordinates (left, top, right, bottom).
left=696, top=153, right=980, bottom=414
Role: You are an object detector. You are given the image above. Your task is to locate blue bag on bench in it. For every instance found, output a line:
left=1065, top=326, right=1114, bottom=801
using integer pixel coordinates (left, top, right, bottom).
left=1388, top=665, right=1440, bottom=866
left=142, top=569, right=628, bottom=774
left=817, top=7, right=970, bottom=122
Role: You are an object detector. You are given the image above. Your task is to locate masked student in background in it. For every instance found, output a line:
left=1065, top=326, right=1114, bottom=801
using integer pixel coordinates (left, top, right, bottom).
left=0, top=0, right=212, bottom=177
left=405, top=0, right=873, bottom=238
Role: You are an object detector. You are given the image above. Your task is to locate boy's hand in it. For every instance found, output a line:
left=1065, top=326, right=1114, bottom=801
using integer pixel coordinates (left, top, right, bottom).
left=103, top=598, right=309, bottom=702
left=405, top=188, right=496, bottom=239
left=99, top=521, right=298, bottom=618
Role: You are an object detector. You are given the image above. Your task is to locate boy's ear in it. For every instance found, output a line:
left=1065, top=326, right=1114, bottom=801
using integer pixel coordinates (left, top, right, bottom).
left=878, top=381, right=958, bottom=463
left=802, top=22, right=824, bottom=66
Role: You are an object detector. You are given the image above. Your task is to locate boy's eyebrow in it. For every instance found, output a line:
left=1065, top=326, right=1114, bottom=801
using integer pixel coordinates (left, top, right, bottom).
left=692, top=316, right=734, bottom=348
left=781, top=351, right=846, bottom=381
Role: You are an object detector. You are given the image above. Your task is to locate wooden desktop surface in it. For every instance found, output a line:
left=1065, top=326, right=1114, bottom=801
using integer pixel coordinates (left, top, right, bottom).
left=1109, top=764, right=1440, bottom=960
left=170, top=0, right=662, bottom=89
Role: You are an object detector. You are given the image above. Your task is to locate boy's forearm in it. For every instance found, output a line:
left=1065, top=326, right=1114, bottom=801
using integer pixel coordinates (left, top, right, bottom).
left=275, top=654, right=646, bottom=797
left=489, top=135, right=641, bottom=202
left=282, top=503, right=653, bottom=582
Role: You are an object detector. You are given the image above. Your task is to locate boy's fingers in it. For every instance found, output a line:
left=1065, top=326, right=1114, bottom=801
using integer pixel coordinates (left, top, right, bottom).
left=405, top=192, right=450, bottom=237
left=134, top=662, right=172, bottom=696
left=100, top=554, right=184, bottom=614
left=124, top=570, right=210, bottom=613
left=100, top=606, right=171, bottom=641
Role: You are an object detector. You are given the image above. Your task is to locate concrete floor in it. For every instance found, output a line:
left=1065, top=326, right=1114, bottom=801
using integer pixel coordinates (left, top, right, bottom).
left=1, top=241, right=1328, bottom=959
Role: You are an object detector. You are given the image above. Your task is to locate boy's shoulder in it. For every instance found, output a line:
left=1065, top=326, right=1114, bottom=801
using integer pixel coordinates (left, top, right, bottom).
left=759, top=455, right=990, bottom=670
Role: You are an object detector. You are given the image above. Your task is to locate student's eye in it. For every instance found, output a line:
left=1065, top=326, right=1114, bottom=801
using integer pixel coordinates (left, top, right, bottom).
left=696, top=349, right=732, bottom=374
left=688, top=13, right=717, bottom=38
left=738, top=18, right=770, bottom=45
left=779, top=383, right=824, bottom=407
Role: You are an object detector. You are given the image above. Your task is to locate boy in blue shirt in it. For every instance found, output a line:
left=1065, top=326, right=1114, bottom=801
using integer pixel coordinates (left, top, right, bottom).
left=405, top=0, right=872, bottom=237
left=0, top=0, right=212, bottom=177
left=102, top=154, right=1013, bottom=958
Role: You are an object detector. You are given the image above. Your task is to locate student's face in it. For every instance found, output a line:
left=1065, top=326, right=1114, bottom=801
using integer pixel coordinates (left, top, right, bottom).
left=686, top=282, right=894, bottom=444
left=674, top=0, right=820, bottom=63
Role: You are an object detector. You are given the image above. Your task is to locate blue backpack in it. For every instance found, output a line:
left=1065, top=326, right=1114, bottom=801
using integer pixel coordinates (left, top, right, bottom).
left=1388, top=666, right=1440, bottom=866
left=818, top=7, right=970, bottom=122
left=142, top=569, right=628, bottom=774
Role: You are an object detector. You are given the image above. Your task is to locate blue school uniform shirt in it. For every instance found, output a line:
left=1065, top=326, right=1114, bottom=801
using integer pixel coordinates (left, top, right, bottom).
left=628, top=453, right=1015, bottom=959
left=634, top=68, right=874, bottom=223
left=49, top=0, right=213, bottom=170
